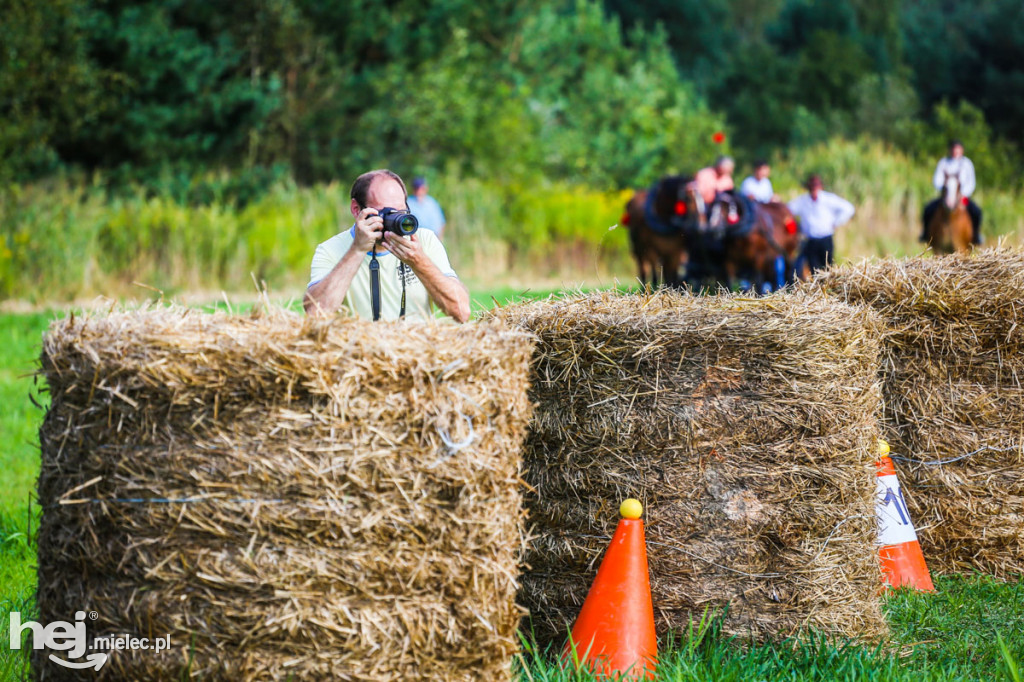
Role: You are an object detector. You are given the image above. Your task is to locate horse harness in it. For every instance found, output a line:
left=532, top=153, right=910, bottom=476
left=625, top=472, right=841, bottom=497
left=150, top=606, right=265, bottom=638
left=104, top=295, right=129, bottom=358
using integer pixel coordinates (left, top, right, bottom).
left=643, top=177, right=699, bottom=236
left=753, top=204, right=802, bottom=259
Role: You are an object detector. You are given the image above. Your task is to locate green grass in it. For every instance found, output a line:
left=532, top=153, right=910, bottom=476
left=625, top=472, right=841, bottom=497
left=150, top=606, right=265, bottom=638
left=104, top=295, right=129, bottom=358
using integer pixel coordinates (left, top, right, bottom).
left=0, top=305, right=1021, bottom=680
left=0, top=312, right=49, bottom=681
left=517, top=576, right=1024, bottom=680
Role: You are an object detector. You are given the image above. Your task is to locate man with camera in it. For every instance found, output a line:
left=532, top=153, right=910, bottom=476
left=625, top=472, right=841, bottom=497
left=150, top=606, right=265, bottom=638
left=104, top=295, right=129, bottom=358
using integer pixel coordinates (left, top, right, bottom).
left=304, top=169, right=470, bottom=323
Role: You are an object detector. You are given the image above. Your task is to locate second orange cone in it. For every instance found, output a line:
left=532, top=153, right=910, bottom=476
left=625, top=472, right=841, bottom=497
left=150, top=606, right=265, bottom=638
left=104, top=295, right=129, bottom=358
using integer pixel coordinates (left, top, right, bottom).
left=564, top=498, right=657, bottom=680
left=876, top=440, right=935, bottom=592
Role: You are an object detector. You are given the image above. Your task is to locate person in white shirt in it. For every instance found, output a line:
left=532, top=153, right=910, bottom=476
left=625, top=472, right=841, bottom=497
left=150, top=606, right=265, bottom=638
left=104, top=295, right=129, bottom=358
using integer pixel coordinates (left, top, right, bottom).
left=738, top=160, right=777, bottom=203
left=304, top=169, right=470, bottom=323
left=787, top=174, right=855, bottom=273
left=920, top=140, right=982, bottom=244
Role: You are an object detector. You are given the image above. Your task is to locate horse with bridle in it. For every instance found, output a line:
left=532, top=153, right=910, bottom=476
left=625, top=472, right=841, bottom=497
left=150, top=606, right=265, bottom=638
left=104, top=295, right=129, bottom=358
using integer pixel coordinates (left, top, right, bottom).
left=622, top=175, right=702, bottom=289
left=926, top=173, right=973, bottom=255
left=703, top=192, right=806, bottom=293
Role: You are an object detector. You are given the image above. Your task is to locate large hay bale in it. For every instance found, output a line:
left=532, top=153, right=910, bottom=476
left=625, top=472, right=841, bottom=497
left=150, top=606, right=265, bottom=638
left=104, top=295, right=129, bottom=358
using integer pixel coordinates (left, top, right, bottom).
left=36, top=308, right=534, bottom=681
left=816, top=248, right=1024, bottom=576
left=491, top=290, right=887, bottom=643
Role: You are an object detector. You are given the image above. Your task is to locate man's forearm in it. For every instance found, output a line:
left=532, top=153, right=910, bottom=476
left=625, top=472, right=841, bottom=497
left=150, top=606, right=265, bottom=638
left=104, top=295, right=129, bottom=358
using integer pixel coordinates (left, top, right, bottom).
left=412, top=260, right=470, bottom=323
left=304, top=247, right=363, bottom=315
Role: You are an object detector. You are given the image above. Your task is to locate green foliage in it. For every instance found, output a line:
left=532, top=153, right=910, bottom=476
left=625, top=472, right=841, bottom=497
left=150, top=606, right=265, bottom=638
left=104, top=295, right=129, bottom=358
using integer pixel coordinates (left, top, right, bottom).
left=351, top=26, right=539, bottom=183
left=0, top=0, right=726, bottom=190
left=0, top=172, right=632, bottom=301
left=901, top=0, right=1024, bottom=149
left=70, top=0, right=281, bottom=173
left=511, top=0, right=723, bottom=187
left=602, top=0, right=735, bottom=88
left=3, top=0, right=1023, bottom=190
left=0, top=0, right=102, bottom=180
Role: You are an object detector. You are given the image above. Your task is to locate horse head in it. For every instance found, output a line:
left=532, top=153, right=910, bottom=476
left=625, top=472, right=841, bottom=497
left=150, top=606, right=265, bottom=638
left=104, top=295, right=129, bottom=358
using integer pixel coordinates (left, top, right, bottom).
left=943, top=173, right=962, bottom=210
left=706, top=192, right=746, bottom=232
left=651, top=175, right=701, bottom=233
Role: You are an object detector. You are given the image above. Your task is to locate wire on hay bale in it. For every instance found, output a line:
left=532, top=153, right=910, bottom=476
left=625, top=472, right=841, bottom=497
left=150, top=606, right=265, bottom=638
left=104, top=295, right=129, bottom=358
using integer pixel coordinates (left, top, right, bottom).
left=36, top=306, right=534, bottom=681
left=489, top=290, right=887, bottom=644
left=815, top=247, right=1024, bottom=577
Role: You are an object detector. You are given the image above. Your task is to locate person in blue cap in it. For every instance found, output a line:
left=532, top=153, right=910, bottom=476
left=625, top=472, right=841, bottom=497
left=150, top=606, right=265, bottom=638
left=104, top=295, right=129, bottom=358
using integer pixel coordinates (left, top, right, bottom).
left=407, top=176, right=447, bottom=239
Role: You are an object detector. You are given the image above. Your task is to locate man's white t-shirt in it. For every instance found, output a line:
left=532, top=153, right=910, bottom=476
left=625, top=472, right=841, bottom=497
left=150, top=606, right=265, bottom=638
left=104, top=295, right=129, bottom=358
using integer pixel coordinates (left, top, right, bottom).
left=307, top=227, right=458, bottom=321
left=787, top=191, right=856, bottom=239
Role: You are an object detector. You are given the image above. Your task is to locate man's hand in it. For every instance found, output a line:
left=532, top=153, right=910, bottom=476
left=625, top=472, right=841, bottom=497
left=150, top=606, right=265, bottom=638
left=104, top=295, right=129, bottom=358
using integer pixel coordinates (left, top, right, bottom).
left=382, top=231, right=470, bottom=323
left=352, top=208, right=384, bottom=252
left=382, top=232, right=428, bottom=270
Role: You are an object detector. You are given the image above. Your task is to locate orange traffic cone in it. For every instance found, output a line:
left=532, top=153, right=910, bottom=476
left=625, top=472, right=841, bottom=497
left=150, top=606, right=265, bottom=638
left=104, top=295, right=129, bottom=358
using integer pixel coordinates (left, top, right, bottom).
left=876, top=440, right=935, bottom=592
left=564, top=498, right=657, bottom=680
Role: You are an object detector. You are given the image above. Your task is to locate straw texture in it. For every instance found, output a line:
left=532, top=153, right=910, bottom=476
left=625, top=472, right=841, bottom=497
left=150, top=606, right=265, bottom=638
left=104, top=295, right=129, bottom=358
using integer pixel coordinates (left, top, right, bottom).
left=816, top=248, right=1024, bottom=576
left=36, top=307, right=534, bottom=681
left=491, top=290, right=887, bottom=643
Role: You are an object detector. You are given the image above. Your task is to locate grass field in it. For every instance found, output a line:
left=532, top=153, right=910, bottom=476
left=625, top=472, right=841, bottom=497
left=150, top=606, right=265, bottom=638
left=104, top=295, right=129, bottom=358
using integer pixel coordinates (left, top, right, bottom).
left=1, top=300, right=1022, bottom=681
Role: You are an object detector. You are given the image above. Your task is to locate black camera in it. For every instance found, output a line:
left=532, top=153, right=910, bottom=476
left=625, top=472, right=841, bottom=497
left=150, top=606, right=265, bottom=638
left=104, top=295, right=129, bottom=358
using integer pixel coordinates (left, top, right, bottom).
left=376, top=207, right=418, bottom=236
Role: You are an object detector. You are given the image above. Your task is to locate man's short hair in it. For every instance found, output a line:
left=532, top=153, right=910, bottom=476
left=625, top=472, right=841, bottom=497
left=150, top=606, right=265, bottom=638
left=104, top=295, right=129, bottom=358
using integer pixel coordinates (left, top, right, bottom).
left=753, top=159, right=769, bottom=170
left=949, top=139, right=964, bottom=151
left=806, top=173, right=824, bottom=190
left=350, top=169, right=408, bottom=208
left=714, top=155, right=734, bottom=169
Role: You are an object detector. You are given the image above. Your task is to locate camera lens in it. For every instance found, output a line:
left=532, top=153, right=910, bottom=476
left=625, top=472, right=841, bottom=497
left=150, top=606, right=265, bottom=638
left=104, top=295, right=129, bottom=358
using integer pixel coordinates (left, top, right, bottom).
left=397, top=214, right=418, bottom=235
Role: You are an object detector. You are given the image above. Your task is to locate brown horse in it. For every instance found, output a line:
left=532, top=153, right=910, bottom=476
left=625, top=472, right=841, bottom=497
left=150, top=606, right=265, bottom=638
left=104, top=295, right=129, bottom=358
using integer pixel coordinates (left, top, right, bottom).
left=927, top=174, right=973, bottom=255
left=623, top=176, right=702, bottom=289
left=725, top=200, right=805, bottom=292
left=699, top=194, right=806, bottom=293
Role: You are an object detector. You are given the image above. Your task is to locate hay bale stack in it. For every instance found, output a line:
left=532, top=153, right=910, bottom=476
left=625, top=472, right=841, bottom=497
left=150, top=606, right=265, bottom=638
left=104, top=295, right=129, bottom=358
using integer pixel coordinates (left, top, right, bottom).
left=491, top=290, right=887, bottom=643
left=37, top=308, right=534, bottom=681
left=816, top=248, right=1024, bottom=576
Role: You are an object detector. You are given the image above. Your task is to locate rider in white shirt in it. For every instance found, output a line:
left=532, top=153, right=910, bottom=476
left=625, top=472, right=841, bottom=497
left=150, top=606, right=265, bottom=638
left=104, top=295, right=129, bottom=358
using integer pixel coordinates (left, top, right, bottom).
left=920, top=140, right=982, bottom=244
left=739, top=160, right=777, bottom=203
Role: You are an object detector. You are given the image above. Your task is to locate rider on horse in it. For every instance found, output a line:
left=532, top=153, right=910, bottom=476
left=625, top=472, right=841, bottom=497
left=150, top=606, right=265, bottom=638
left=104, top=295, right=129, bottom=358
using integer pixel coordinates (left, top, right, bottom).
left=739, top=160, right=779, bottom=204
left=694, top=156, right=735, bottom=207
left=920, top=140, right=983, bottom=245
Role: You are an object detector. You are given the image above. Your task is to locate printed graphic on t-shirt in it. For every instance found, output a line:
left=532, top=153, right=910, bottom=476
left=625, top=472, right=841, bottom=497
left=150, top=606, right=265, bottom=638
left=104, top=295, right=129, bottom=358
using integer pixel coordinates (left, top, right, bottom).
left=397, top=264, right=419, bottom=288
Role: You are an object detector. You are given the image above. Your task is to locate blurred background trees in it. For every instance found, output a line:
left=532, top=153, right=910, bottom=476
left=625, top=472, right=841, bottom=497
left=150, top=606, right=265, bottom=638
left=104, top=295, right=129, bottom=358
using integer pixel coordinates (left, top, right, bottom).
left=4, top=0, right=1020, bottom=189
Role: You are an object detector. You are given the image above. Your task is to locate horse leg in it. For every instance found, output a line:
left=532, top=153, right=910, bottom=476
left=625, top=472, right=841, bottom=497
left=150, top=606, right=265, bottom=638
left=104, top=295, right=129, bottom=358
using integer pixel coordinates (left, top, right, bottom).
left=637, top=257, right=650, bottom=290
left=666, top=246, right=687, bottom=290
left=662, top=255, right=678, bottom=289
left=756, top=269, right=771, bottom=296
left=723, top=258, right=738, bottom=293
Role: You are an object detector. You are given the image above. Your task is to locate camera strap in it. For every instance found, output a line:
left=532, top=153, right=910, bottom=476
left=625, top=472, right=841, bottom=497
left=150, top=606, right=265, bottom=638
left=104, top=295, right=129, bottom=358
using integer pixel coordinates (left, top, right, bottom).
left=399, top=263, right=407, bottom=319
left=369, top=251, right=381, bottom=321
left=369, top=249, right=407, bottom=322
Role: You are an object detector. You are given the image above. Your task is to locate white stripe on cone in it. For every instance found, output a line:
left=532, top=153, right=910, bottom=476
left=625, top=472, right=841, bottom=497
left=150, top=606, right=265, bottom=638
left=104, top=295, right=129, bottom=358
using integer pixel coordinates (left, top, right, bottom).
left=876, top=474, right=919, bottom=546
